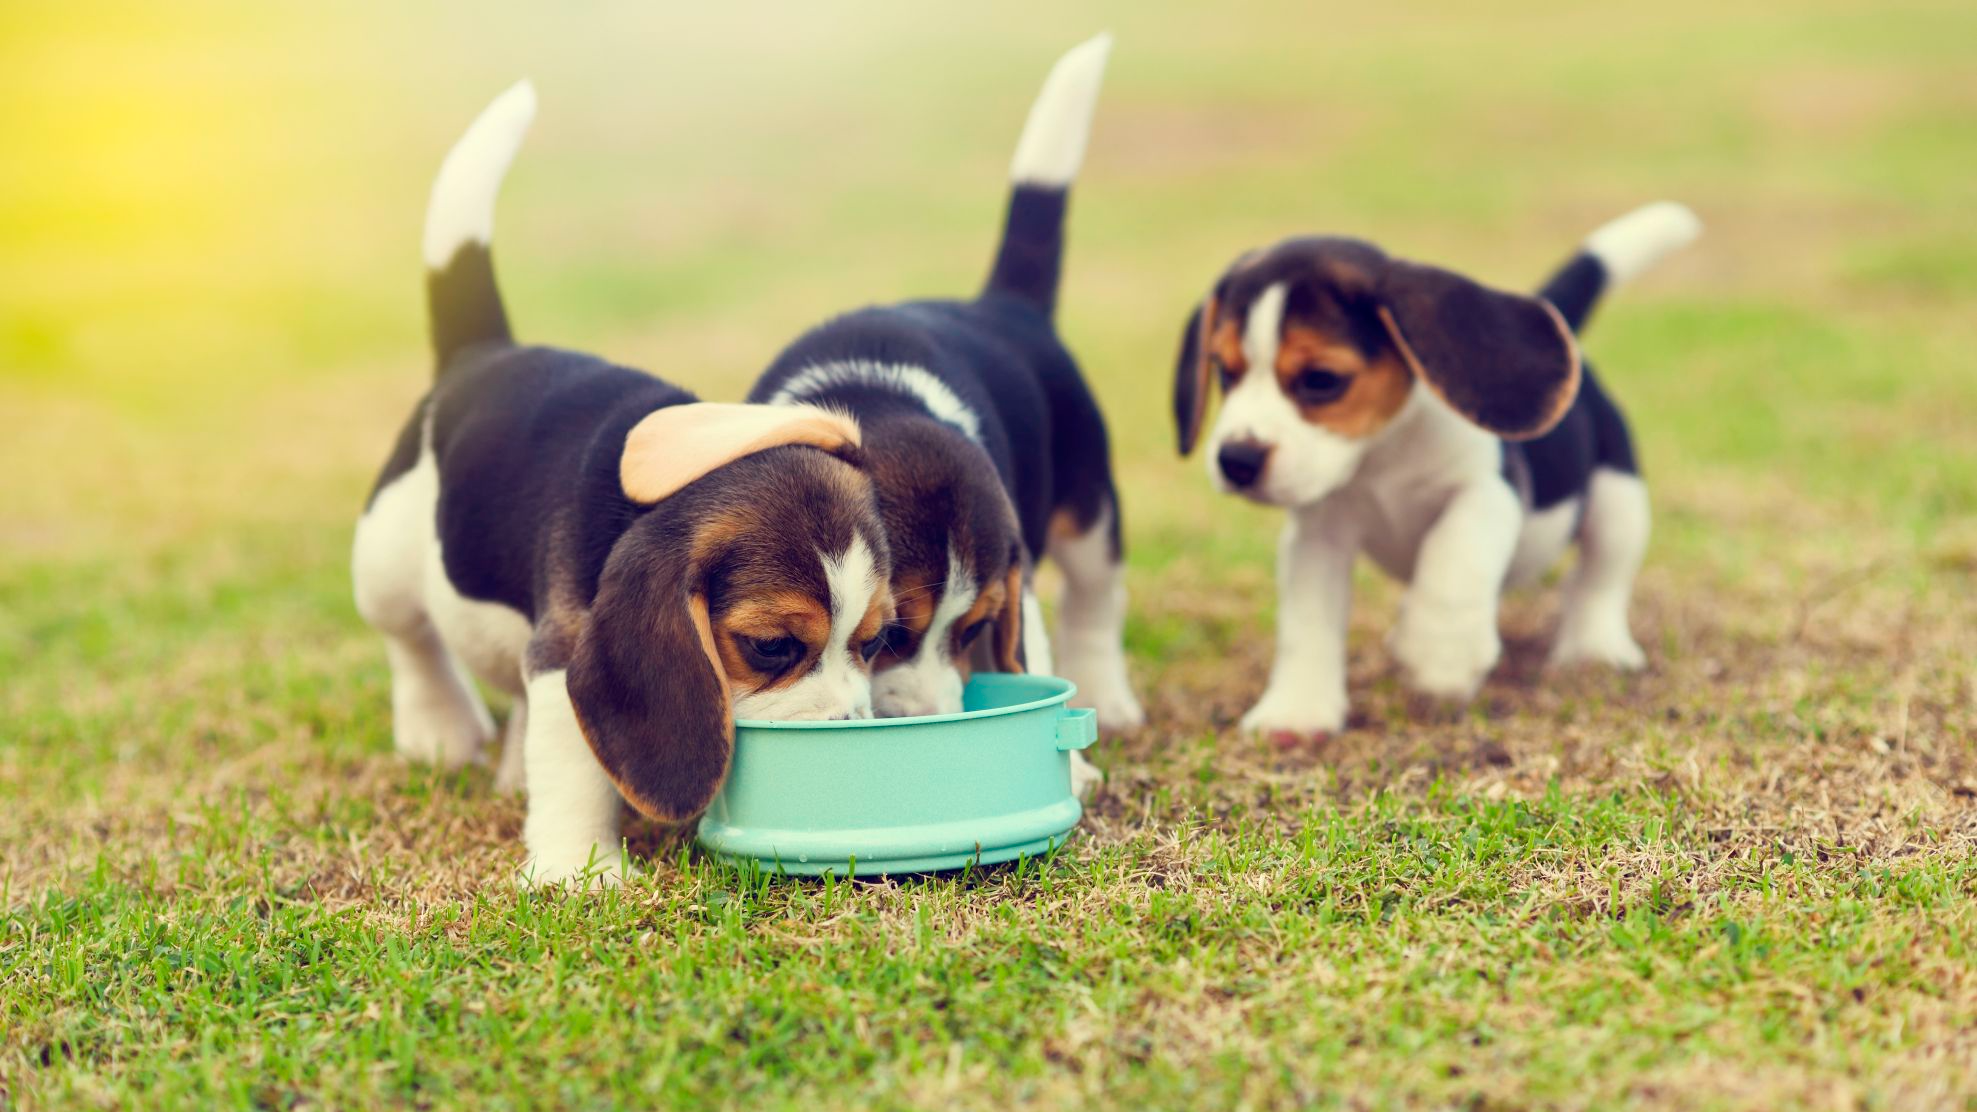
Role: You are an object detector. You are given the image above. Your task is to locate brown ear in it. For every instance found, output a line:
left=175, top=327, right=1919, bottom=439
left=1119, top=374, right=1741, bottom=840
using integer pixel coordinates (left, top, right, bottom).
left=621, top=402, right=860, bottom=505
left=1376, top=260, right=1581, bottom=440
left=994, top=565, right=1025, bottom=674
left=1173, top=295, right=1217, bottom=457
left=566, top=522, right=733, bottom=822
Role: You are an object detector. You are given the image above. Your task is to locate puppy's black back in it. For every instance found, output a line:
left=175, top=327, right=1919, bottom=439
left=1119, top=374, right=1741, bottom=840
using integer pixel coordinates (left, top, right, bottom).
left=749, top=296, right=1116, bottom=561
left=369, top=344, right=696, bottom=619
left=1503, top=362, right=1638, bottom=512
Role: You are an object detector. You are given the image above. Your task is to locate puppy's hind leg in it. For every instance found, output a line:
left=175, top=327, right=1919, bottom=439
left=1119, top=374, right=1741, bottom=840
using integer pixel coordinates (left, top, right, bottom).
left=353, top=459, right=495, bottom=770
left=1549, top=468, right=1650, bottom=670
left=492, top=695, right=528, bottom=795
left=1047, top=502, right=1145, bottom=733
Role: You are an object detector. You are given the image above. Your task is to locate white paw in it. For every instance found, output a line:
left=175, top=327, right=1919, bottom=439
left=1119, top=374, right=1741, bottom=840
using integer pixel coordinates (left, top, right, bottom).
left=391, top=686, right=493, bottom=770
left=1548, top=622, right=1647, bottom=671
left=1069, top=751, right=1104, bottom=801
left=1059, top=650, right=1145, bottom=733
left=1389, top=606, right=1500, bottom=703
left=1240, top=684, right=1347, bottom=741
left=520, top=843, right=628, bottom=889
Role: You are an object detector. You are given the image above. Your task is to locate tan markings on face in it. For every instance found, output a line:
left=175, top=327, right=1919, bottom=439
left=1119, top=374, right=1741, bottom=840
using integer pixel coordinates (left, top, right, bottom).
left=879, top=572, right=938, bottom=669
left=947, top=572, right=1009, bottom=683
left=714, top=590, right=829, bottom=694
left=1210, top=315, right=1247, bottom=385
left=687, top=508, right=752, bottom=567
left=1275, top=323, right=1414, bottom=439
left=856, top=592, right=891, bottom=642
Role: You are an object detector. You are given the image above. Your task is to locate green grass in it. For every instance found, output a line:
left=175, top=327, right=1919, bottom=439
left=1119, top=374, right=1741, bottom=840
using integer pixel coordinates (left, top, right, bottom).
left=5, top=1, right=1977, bottom=1108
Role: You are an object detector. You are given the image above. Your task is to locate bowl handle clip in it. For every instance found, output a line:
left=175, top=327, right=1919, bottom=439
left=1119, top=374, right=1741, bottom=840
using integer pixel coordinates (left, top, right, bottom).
left=1055, top=707, right=1097, bottom=751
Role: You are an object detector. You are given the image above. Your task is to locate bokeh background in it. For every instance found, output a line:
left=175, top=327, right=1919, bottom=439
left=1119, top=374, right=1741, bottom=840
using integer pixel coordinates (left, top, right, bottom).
left=5, top=2, right=1977, bottom=1107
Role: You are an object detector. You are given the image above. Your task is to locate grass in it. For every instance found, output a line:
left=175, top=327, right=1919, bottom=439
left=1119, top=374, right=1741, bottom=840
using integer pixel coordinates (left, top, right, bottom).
left=4, top=0, right=1977, bottom=1107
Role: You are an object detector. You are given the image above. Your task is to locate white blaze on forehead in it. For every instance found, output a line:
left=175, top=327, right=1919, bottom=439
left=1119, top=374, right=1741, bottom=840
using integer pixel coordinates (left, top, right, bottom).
left=733, top=535, right=879, bottom=722
left=823, top=534, right=881, bottom=654
left=870, top=547, right=977, bottom=718
left=920, top=548, right=980, bottom=663
left=1242, top=282, right=1288, bottom=371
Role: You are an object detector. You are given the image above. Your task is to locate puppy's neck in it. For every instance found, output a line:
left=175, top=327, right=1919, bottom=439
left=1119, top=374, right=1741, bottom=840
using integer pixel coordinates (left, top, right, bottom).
left=1353, top=386, right=1502, bottom=499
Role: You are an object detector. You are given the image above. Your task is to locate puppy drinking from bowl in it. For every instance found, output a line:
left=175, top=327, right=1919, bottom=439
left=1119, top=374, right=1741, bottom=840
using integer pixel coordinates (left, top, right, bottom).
left=749, top=34, right=1144, bottom=798
left=353, top=83, right=893, bottom=884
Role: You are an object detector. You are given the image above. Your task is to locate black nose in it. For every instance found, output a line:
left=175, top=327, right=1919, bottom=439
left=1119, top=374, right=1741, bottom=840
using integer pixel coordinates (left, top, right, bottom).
left=1217, top=440, right=1270, bottom=488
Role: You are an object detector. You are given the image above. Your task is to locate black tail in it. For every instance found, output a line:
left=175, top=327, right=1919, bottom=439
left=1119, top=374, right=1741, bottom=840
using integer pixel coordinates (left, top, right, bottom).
left=1537, top=251, right=1607, bottom=336
left=1537, top=201, right=1703, bottom=336
left=422, top=81, right=536, bottom=369
left=985, top=186, right=1072, bottom=316
left=427, top=244, right=511, bottom=365
left=980, top=33, right=1111, bottom=317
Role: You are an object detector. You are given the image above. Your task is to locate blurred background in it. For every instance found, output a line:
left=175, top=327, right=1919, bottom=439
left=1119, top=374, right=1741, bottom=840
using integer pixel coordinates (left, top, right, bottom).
left=3, top=0, right=1974, bottom=800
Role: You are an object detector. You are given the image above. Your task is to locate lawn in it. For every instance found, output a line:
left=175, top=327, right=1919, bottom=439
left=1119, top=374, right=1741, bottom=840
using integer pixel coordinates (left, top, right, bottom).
left=5, top=1, right=1977, bottom=1108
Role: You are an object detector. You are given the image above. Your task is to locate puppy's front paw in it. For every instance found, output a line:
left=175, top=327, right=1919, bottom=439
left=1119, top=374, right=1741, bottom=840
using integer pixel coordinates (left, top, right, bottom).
left=1389, top=606, right=1500, bottom=703
left=1548, top=623, right=1647, bottom=672
left=1240, top=685, right=1347, bottom=744
left=1069, top=751, right=1104, bottom=801
left=520, top=842, right=628, bottom=889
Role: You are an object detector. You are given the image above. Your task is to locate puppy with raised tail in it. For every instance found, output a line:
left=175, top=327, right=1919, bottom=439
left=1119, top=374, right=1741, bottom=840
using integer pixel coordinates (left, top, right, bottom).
left=750, top=34, right=1143, bottom=789
left=1174, top=203, right=1701, bottom=739
left=353, top=83, right=893, bottom=884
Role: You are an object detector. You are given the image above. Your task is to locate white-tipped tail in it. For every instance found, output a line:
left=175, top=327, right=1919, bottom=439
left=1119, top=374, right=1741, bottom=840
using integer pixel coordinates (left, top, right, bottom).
left=422, top=81, right=537, bottom=269
left=1584, top=201, right=1702, bottom=285
left=1008, top=32, right=1112, bottom=186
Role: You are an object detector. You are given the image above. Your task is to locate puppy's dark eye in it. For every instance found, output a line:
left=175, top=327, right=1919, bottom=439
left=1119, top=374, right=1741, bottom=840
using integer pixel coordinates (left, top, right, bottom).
left=955, top=618, right=990, bottom=651
left=741, top=635, right=803, bottom=672
left=1290, top=367, right=1350, bottom=405
left=874, top=621, right=915, bottom=660
left=858, top=635, right=884, bottom=663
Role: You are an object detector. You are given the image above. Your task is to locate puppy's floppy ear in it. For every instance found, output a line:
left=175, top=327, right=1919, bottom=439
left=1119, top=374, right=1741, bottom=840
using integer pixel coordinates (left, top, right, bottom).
left=566, top=515, right=732, bottom=823
left=1375, top=260, right=1581, bottom=440
left=994, top=564, right=1025, bottom=675
left=622, top=402, right=860, bottom=504
left=1172, top=294, right=1217, bottom=457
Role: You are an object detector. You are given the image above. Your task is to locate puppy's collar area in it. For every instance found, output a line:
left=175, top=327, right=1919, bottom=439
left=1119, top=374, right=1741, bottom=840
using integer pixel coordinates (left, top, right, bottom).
left=767, top=360, right=983, bottom=443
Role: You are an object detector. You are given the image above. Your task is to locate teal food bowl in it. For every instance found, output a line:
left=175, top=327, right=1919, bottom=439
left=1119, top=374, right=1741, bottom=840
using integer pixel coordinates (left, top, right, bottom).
left=696, top=674, right=1096, bottom=876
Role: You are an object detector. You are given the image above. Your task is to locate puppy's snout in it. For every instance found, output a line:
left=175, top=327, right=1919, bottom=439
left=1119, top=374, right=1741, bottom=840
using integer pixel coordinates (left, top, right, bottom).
left=1217, top=440, right=1271, bottom=488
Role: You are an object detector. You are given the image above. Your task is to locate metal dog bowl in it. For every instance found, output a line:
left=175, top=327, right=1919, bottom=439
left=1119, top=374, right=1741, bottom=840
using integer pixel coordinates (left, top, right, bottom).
left=696, top=674, right=1097, bottom=876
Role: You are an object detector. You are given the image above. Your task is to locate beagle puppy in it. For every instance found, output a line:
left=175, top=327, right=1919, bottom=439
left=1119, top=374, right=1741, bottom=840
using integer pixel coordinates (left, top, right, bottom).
left=749, top=35, right=1144, bottom=770
left=352, top=84, right=891, bottom=884
left=1174, top=203, right=1701, bottom=739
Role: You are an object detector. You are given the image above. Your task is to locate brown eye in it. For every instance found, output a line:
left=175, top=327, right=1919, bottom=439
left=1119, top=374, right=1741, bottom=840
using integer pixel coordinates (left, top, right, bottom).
left=741, top=635, right=802, bottom=673
left=1291, top=367, right=1349, bottom=404
left=955, top=618, right=990, bottom=651
left=875, top=621, right=915, bottom=660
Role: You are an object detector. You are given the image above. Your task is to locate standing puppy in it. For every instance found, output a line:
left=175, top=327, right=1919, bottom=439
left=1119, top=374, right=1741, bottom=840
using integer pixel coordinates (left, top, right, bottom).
left=353, top=83, right=893, bottom=884
left=750, top=34, right=1144, bottom=761
left=1173, top=203, right=1700, bottom=738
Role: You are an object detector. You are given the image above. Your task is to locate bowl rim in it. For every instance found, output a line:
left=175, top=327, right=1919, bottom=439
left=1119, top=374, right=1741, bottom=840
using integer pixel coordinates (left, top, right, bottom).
left=734, top=674, right=1077, bottom=731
